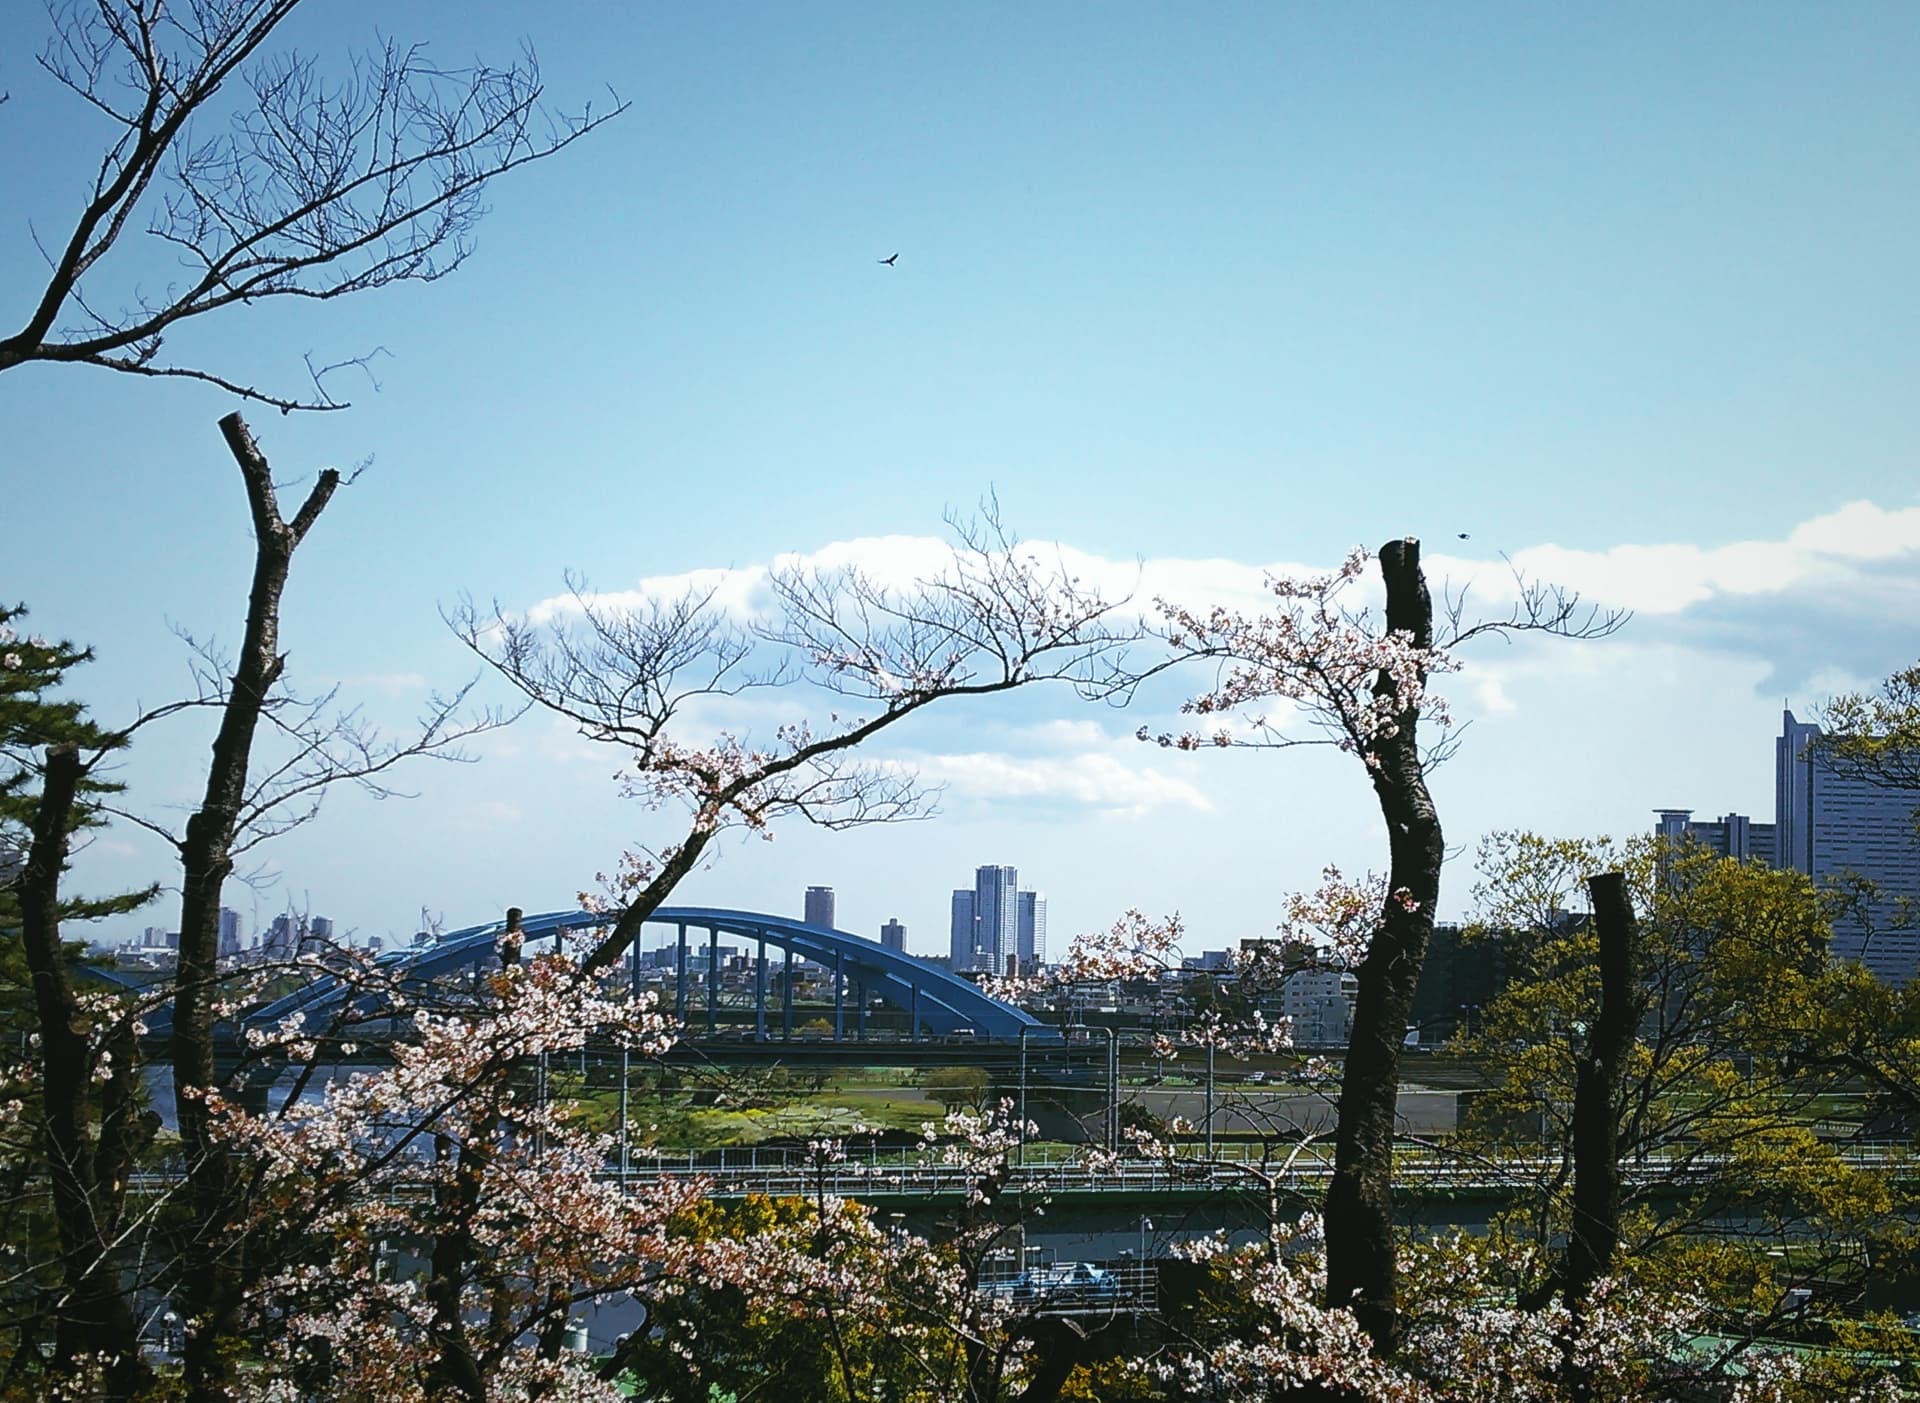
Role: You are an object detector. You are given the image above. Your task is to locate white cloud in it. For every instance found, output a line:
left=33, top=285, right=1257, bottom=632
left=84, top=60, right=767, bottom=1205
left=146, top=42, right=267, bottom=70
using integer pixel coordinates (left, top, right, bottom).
left=1496, top=500, right=1920, bottom=616
left=901, top=749, right=1212, bottom=816
left=508, top=498, right=1920, bottom=746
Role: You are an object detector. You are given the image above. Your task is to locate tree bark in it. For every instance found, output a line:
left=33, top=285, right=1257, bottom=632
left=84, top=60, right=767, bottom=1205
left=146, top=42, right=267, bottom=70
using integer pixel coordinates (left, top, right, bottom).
left=1322, top=538, right=1443, bottom=1353
left=1566, top=872, right=1640, bottom=1308
left=174, top=412, right=338, bottom=1402
left=18, top=744, right=152, bottom=1395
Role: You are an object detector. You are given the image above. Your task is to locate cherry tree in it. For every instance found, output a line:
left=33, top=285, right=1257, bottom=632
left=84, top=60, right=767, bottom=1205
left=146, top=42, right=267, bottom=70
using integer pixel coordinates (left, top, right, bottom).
left=451, top=510, right=1142, bottom=981
left=1143, top=538, right=1622, bottom=1352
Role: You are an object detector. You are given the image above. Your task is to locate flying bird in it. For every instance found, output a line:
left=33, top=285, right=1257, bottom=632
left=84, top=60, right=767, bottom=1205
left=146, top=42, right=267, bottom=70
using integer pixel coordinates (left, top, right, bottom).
left=878, top=253, right=899, bottom=266
left=1457, top=532, right=1470, bottom=540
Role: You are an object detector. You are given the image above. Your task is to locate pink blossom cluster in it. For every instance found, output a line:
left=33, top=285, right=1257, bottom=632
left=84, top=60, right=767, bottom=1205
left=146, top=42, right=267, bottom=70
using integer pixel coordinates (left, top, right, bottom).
left=1144, top=546, right=1458, bottom=765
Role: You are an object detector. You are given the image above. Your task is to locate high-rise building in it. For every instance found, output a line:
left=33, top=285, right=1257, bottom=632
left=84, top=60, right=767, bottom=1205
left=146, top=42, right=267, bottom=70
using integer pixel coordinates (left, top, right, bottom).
left=264, top=913, right=296, bottom=961
left=880, top=918, right=906, bottom=953
left=1775, top=708, right=1920, bottom=981
left=308, top=915, right=334, bottom=951
left=1017, top=890, right=1047, bottom=969
left=973, top=865, right=1019, bottom=974
left=949, top=889, right=976, bottom=970
left=1656, top=709, right=1920, bottom=983
left=218, top=907, right=242, bottom=960
left=804, top=886, right=836, bottom=929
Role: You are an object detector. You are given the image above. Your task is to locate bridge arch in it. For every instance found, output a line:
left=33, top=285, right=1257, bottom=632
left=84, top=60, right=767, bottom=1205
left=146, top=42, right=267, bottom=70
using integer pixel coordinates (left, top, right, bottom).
left=245, top=906, right=1048, bottom=1043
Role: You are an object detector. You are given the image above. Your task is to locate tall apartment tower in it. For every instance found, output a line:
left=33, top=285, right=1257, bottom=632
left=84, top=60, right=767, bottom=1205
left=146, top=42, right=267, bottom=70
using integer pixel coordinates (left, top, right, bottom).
left=1017, top=890, right=1047, bottom=970
left=949, top=889, right=976, bottom=970
left=973, top=865, right=1019, bottom=973
left=218, top=907, right=242, bottom=960
left=804, top=886, right=836, bottom=929
left=880, top=918, right=906, bottom=953
left=1775, top=708, right=1920, bottom=980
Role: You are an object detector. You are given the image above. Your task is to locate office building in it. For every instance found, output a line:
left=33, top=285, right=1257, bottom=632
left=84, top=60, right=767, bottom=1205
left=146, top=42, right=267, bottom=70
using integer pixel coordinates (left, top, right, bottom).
left=1017, top=890, right=1047, bottom=970
left=1658, top=709, right=1920, bottom=983
left=218, top=907, right=242, bottom=960
left=1775, top=708, right=1920, bottom=981
left=880, top=918, right=906, bottom=953
left=804, top=885, right=836, bottom=929
left=309, top=915, right=334, bottom=951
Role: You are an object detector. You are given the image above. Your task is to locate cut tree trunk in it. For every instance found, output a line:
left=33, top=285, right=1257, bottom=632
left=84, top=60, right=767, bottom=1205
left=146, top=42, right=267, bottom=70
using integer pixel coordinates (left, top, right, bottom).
left=1565, top=872, right=1641, bottom=1324
left=174, top=413, right=338, bottom=1403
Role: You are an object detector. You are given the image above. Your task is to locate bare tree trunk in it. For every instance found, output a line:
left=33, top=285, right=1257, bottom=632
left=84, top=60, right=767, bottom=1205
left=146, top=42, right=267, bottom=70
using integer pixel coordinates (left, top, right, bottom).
left=1322, top=538, right=1443, bottom=1353
left=174, top=413, right=339, bottom=1401
left=18, top=744, right=152, bottom=1396
left=1565, top=872, right=1640, bottom=1314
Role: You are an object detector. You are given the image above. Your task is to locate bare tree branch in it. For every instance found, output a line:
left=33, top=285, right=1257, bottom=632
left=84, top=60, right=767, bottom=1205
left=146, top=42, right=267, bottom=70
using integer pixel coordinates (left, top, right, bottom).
left=1, top=3, right=625, bottom=411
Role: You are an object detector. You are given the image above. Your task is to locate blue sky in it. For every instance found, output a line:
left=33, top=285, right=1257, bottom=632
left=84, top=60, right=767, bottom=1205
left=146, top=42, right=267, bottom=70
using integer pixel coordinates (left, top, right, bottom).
left=4, top=3, right=1919, bottom=957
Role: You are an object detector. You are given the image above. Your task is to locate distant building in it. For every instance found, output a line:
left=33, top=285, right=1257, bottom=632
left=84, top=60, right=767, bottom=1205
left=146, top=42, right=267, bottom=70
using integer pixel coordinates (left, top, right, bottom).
left=804, top=886, right=836, bottom=929
left=218, top=907, right=242, bottom=960
left=1278, top=967, right=1358, bottom=1048
left=1775, top=708, right=1920, bottom=981
left=974, top=865, right=1019, bottom=972
left=949, top=889, right=977, bottom=970
left=1659, top=709, right=1920, bottom=983
left=880, top=917, right=906, bottom=953
left=263, top=913, right=296, bottom=961
left=308, top=915, right=334, bottom=952
left=1183, top=950, right=1235, bottom=972
left=1017, top=890, right=1047, bottom=970
left=1410, top=923, right=1519, bottom=1044
left=1654, top=808, right=1777, bottom=866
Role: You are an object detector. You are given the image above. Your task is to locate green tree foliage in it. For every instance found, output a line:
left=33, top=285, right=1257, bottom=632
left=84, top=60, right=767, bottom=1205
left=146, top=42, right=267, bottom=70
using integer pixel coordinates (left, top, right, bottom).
left=0, top=603, right=154, bottom=933
left=1455, top=832, right=1909, bottom=1334
left=925, top=1065, right=993, bottom=1113
left=0, top=604, right=160, bottom=1394
left=1823, top=661, right=1920, bottom=793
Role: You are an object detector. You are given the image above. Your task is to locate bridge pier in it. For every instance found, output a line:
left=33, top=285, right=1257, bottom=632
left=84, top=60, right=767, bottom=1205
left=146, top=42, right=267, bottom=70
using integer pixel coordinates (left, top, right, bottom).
left=706, top=926, right=719, bottom=1034
left=833, top=952, right=846, bottom=1041
left=755, top=937, right=767, bottom=1039
left=675, top=923, right=688, bottom=1023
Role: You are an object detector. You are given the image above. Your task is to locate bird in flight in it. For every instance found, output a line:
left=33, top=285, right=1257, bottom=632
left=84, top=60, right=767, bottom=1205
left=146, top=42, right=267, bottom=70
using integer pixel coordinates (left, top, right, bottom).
left=1457, top=532, right=1471, bottom=540
left=878, top=253, right=899, bottom=266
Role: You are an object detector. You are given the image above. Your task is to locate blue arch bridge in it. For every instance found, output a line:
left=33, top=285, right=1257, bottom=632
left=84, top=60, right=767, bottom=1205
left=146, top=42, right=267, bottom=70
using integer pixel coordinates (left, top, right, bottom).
left=236, top=906, right=1057, bottom=1049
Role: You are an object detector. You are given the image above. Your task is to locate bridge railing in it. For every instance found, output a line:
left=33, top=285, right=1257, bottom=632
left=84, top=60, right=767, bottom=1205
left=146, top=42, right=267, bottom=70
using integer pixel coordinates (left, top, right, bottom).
left=120, top=1143, right=1916, bottom=1202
